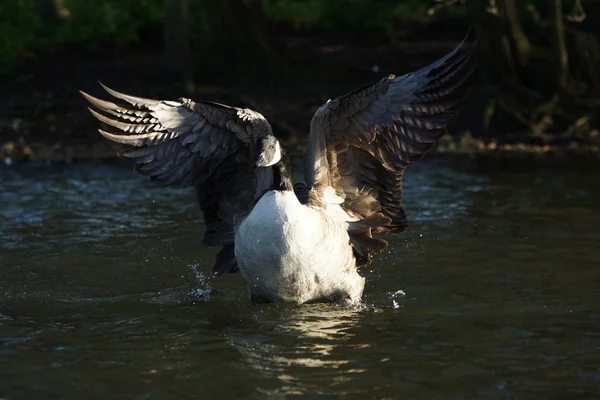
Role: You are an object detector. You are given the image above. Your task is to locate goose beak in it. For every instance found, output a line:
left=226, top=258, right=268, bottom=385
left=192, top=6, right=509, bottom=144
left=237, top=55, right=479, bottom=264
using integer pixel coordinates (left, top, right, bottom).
left=256, top=152, right=268, bottom=167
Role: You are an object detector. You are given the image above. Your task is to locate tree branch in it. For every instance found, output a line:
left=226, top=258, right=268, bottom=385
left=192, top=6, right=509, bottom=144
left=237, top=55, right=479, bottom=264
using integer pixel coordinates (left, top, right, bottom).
left=500, top=0, right=532, bottom=68
left=550, top=0, right=570, bottom=90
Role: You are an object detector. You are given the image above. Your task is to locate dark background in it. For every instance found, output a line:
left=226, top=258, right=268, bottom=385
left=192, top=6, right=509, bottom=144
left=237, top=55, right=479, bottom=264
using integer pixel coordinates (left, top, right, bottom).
left=1, top=0, right=598, bottom=163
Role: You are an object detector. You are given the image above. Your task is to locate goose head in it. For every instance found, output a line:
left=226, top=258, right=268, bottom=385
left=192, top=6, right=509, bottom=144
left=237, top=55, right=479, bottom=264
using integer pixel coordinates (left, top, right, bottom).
left=255, top=135, right=282, bottom=167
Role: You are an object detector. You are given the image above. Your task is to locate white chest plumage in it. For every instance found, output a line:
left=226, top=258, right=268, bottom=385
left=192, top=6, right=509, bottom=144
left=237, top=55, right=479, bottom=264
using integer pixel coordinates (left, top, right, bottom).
left=234, top=191, right=364, bottom=304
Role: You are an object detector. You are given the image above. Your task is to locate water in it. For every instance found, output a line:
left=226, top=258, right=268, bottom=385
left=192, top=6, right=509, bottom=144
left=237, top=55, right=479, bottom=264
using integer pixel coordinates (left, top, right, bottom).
left=1, top=159, right=599, bottom=399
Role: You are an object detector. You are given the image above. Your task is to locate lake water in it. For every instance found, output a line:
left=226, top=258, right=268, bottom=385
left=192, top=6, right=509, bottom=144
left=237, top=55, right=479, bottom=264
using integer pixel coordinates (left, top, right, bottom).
left=1, top=158, right=599, bottom=399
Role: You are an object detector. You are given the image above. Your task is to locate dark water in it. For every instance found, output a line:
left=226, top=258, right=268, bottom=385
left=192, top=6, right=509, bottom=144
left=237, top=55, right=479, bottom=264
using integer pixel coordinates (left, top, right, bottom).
left=1, top=159, right=599, bottom=399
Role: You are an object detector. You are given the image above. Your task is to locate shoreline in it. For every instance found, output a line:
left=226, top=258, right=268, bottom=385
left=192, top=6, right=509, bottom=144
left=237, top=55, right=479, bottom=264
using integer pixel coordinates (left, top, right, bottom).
left=3, top=136, right=599, bottom=167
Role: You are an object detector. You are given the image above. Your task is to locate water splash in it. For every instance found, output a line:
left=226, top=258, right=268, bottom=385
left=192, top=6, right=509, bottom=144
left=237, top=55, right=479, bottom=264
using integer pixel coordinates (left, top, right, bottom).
left=390, top=289, right=406, bottom=309
left=189, top=263, right=212, bottom=301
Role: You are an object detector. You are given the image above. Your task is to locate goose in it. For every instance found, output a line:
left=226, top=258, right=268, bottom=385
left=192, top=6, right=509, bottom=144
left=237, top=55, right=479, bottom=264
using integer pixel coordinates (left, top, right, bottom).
left=81, top=38, right=475, bottom=306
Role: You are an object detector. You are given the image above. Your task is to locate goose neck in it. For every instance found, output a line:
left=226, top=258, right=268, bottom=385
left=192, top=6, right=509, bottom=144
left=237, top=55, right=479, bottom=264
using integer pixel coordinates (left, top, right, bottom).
left=273, top=150, right=294, bottom=192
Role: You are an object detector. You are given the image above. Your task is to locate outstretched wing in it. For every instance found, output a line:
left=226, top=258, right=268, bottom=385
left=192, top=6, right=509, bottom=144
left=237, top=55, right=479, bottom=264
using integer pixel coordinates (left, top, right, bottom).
left=81, top=83, right=273, bottom=275
left=305, top=37, right=475, bottom=265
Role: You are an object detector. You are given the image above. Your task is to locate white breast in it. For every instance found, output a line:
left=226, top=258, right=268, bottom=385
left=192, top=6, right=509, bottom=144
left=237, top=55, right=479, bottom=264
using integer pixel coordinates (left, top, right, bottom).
left=234, top=191, right=364, bottom=304
left=236, top=191, right=322, bottom=263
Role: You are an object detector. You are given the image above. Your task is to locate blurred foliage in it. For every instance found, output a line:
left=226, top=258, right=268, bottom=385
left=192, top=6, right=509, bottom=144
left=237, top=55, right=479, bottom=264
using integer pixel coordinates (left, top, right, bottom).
left=0, top=0, right=455, bottom=74
left=262, top=0, right=459, bottom=31
left=1, top=0, right=598, bottom=148
left=0, top=0, right=596, bottom=74
left=0, top=0, right=163, bottom=73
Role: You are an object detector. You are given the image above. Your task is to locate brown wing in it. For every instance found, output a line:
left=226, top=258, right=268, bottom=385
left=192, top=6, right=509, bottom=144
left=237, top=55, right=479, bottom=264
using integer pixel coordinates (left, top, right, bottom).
left=81, top=83, right=273, bottom=275
left=305, top=37, right=476, bottom=265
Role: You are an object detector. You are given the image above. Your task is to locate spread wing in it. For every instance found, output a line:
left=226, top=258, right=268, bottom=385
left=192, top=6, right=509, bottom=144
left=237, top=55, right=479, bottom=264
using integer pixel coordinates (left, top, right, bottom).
left=81, top=83, right=273, bottom=275
left=305, top=37, right=475, bottom=265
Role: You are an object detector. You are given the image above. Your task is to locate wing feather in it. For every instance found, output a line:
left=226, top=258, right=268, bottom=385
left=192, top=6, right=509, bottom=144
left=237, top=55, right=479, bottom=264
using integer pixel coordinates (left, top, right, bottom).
left=305, top=35, right=476, bottom=265
left=82, top=84, right=273, bottom=275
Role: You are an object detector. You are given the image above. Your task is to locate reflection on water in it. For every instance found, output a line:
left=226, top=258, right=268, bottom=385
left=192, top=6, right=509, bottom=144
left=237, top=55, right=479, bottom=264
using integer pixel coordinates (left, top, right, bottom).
left=1, top=160, right=600, bottom=398
left=230, top=305, right=362, bottom=396
left=236, top=305, right=360, bottom=366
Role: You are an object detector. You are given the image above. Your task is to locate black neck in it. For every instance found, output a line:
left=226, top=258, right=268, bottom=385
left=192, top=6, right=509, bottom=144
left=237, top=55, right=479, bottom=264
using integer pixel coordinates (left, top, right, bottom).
left=272, top=149, right=294, bottom=192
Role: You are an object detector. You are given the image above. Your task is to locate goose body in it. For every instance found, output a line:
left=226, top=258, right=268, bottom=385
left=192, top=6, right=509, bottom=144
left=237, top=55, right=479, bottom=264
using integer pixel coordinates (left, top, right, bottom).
left=235, top=191, right=363, bottom=304
left=81, top=36, right=475, bottom=305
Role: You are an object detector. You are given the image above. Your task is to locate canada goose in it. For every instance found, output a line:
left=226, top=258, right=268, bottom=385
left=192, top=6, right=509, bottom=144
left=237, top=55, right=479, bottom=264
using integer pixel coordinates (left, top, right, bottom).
left=81, top=38, right=475, bottom=305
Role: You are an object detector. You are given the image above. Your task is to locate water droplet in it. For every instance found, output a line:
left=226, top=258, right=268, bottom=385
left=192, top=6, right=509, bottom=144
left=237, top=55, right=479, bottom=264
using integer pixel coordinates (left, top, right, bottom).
left=189, top=263, right=211, bottom=300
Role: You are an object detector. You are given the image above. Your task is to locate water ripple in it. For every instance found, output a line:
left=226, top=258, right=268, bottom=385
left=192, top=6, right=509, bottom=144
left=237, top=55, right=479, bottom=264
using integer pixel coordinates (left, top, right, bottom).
left=1, top=160, right=600, bottom=398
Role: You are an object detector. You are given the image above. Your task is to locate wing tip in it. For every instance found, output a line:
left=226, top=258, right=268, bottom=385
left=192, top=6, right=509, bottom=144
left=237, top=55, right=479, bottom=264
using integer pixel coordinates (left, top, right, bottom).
left=98, top=81, right=118, bottom=98
left=98, top=128, right=120, bottom=141
left=92, top=81, right=157, bottom=108
left=80, top=90, right=104, bottom=108
left=98, top=128, right=138, bottom=147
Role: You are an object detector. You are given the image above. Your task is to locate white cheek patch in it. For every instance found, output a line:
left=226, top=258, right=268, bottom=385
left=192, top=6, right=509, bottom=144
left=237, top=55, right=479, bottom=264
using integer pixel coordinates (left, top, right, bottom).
left=265, top=141, right=281, bottom=166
